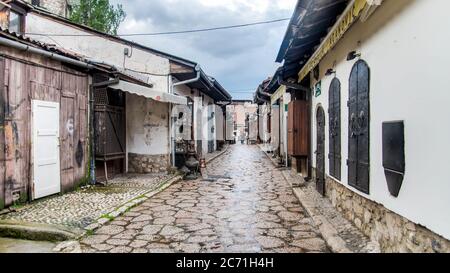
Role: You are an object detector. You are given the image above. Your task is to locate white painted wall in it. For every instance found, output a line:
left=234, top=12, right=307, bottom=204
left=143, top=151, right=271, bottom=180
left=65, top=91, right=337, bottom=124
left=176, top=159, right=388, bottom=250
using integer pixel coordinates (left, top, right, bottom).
left=173, top=85, right=217, bottom=155
left=25, top=13, right=170, bottom=93
left=126, top=94, right=169, bottom=155
left=310, top=0, right=450, bottom=240
left=271, top=105, right=280, bottom=153
left=280, top=92, right=291, bottom=162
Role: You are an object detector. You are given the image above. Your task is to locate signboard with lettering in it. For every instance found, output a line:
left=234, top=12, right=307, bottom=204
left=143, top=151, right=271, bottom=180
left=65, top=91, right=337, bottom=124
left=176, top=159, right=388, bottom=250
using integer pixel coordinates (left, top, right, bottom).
left=315, top=81, right=322, bottom=97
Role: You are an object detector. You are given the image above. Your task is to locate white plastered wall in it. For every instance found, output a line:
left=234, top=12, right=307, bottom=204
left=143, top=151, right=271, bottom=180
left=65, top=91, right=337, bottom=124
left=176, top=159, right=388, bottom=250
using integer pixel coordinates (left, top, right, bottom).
left=310, top=0, right=450, bottom=240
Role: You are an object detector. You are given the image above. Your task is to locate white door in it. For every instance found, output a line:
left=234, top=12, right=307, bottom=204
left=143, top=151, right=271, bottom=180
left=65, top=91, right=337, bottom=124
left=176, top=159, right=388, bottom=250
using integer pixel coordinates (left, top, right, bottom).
left=32, top=100, right=61, bottom=199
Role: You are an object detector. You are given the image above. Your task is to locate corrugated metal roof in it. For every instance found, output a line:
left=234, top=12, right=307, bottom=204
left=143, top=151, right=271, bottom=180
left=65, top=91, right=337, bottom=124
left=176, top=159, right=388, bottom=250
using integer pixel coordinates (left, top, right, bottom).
left=275, top=0, right=349, bottom=80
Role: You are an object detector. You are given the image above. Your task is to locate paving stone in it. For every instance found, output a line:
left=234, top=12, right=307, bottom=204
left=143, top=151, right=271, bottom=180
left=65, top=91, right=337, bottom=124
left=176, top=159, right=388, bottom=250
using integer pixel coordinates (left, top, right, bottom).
left=106, top=239, right=130, bottom=246
left=131, top=215, right=153, bottom=222
left=96, top=225, right=125, bottom=235
left=291, top=238, right=329, bottom=252
left=160, top=226, right=184, bottom=236
left=90, top=243, right=114, bottom=251
left=129, top=240, right=148, bottom=248
left=153, top=216, right=176, bottom=225
left=141, top=225, right=163, bottom=235
left=0, top=174, right=172, bottom=229
left=109, top=246, right=132, bottom=253
left=255, top=236, right=285, bottom=249
left=80, top=235, right=110, bottom=245
left=79, top=145, right=330, bottom=253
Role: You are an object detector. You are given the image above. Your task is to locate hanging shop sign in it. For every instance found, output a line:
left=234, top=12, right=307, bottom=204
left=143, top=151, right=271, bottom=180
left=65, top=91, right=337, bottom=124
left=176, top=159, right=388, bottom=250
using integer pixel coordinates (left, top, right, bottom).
left=315, top=81, right=322, bottom=97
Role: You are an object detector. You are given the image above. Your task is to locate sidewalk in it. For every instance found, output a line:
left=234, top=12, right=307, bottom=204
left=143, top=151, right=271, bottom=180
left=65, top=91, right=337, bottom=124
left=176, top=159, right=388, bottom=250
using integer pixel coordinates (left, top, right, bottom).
left=259, top=145, right=380, bottom=253
left=0, top=173, right=182, bottom=241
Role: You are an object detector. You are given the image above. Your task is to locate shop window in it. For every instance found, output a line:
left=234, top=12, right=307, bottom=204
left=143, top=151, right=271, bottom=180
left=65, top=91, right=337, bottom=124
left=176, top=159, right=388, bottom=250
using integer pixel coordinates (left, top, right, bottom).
left=8, top=4, right=26, bottom=34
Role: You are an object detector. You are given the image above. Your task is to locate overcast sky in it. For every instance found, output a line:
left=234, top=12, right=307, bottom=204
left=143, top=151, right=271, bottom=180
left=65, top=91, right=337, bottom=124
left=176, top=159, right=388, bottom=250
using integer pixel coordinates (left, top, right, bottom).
left=110, top=0, right=297, bottom=100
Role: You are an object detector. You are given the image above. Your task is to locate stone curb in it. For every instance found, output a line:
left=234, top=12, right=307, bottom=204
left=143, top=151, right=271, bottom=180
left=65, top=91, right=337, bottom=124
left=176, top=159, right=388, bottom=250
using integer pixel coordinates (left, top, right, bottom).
left=53, top=174, right=184, bottom=253
left=205, top=144, right=230, bottom=165
left=0, top=220, right=82, bottom=242
left=82, top=174, right=184, bottom=236
left=258, top=145, right=352, bottom=253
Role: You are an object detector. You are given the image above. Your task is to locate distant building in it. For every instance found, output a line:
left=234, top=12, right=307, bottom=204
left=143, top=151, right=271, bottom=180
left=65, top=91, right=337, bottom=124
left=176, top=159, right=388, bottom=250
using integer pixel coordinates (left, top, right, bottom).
left=24, top=0, right=74, bottom=17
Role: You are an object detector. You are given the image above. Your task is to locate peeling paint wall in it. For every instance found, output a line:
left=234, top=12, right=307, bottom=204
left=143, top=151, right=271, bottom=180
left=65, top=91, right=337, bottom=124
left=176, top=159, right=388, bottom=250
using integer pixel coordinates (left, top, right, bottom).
left=25, top=13, right=171, bottom=94
left=173, top=85, right=218, bottom=155
left=126, top=94, right=169, bottom=156
left=310, top=0, right=450, bottom=240
left=0, top=44, right=89, bottom=207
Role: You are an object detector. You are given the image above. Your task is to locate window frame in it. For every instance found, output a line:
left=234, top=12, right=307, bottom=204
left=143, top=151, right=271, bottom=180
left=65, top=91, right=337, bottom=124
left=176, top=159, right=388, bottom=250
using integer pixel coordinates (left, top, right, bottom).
left=9, top=3, right=27, bottom=34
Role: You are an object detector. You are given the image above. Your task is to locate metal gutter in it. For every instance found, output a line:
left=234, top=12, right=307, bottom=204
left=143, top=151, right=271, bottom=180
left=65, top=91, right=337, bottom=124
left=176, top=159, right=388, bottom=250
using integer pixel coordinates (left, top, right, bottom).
left=173, top=64, right=201, bottom=86
left=0, top=36, right=94, bottom=70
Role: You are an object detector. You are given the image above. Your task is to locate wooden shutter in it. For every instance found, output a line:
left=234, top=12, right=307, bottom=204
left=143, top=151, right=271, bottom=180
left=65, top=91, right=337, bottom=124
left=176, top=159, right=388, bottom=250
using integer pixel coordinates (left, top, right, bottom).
left=328, top=78, right=341, bottom=180
left=288, top=100, right=309, bottom=156
left=348, top=60, right=370, bottom=194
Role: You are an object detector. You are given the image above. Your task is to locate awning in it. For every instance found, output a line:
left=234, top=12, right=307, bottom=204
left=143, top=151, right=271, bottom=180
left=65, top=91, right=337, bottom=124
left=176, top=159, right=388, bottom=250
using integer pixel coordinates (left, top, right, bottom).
left=109, top=80, right=187, bottom=105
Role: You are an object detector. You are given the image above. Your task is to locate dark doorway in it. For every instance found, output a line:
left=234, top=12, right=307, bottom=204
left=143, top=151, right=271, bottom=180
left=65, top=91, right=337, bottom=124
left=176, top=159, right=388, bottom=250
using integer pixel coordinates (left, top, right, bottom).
left=316, top=106, right=326, bottom=196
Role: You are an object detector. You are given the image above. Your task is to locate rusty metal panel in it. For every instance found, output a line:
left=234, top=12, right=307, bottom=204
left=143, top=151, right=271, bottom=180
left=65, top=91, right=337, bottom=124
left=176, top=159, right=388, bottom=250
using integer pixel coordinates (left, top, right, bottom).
left=316, top=106, right=326, bottom=196
left=328, top=78, right=341, bottom=180
left=348, top=60, right=370, bottom=194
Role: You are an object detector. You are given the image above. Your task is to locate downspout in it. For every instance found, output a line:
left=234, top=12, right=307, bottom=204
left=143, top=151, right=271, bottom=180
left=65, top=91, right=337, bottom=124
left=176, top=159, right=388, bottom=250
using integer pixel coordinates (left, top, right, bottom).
left=0, top=37, right=94, bottom=70
left=173, top=64, right=201, bottom=86
left=89, top=78, right=120, bottom=184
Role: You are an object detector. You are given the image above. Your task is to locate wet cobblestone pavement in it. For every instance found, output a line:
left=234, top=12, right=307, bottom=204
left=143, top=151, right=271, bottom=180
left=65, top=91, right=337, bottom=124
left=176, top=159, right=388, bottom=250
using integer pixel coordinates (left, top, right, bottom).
left=0, top=174, right=171, bottom=229
left=80, top=145, right=330, bottom=253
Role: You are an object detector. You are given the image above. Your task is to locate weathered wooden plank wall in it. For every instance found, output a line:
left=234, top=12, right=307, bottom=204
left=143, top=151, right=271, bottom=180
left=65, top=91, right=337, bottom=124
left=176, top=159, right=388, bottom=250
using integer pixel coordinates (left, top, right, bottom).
left=0, top=46, right=89, bottom=207
left=0, top=58, right=5, bottom=209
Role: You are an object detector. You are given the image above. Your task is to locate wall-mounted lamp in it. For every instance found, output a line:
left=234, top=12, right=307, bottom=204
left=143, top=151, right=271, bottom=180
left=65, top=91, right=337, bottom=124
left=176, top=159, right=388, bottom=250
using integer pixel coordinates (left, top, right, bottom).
left=347, top=51, right=361, bottom=61
left=325, top=68, right=336, bottom=76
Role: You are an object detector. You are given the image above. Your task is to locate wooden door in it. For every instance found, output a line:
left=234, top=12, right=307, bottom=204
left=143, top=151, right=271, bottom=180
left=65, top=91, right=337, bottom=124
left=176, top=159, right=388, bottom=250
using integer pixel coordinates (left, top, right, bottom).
left=32, top=100, right=61, bottom=199
left=316, top=106, right=326, bottom=196
left=348, top=60, right=370, bottom=194
left=287, top=100, right=309, bottom=156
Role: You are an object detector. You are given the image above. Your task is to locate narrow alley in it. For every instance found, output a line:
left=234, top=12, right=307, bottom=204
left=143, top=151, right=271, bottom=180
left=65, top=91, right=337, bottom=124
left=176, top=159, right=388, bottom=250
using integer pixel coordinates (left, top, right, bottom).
left=80, top=145, right=329, bottom=253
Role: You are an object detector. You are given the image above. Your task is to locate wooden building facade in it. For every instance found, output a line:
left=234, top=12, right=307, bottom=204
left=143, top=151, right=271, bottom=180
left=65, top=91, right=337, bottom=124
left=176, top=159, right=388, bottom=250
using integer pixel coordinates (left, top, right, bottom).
left=0, top=30, right=90, bottom=209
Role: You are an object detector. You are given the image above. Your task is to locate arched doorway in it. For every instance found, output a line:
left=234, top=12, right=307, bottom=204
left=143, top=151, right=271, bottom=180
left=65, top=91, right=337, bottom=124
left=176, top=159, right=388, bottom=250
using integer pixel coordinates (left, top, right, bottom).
left=316, top=106, right=326, bottom=196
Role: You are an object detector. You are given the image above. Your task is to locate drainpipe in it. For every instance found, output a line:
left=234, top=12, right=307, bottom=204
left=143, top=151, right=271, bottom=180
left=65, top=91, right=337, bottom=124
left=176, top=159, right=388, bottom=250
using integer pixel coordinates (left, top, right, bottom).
left=173, top=64, right=201, bottom=86
left=89, top=78, right=120, bottom=184
left=0, top=37, right=94, bottom=70
left=170, top=64, right=201, bottom=167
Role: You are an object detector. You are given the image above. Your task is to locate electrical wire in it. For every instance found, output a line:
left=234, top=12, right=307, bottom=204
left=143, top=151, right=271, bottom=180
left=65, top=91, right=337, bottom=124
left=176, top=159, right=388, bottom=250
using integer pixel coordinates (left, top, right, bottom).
left=25, top=18, right=291, bottom=37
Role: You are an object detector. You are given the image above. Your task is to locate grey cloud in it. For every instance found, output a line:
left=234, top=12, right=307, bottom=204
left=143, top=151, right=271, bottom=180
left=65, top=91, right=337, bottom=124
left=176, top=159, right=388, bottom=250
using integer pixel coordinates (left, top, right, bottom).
left=111, top=0, right=295, bottom=99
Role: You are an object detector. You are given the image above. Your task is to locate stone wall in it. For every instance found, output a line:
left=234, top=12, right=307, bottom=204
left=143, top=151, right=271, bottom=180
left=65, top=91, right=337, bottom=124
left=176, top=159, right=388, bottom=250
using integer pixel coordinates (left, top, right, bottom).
left=128, top=153, right=170, bottom=174
left=313, top=169, right=450, bottom=252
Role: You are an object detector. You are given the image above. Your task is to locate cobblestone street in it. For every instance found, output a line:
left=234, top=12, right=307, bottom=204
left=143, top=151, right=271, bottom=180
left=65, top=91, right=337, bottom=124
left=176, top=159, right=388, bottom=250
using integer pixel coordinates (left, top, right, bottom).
left=80, top=145, right=330, bottom=253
